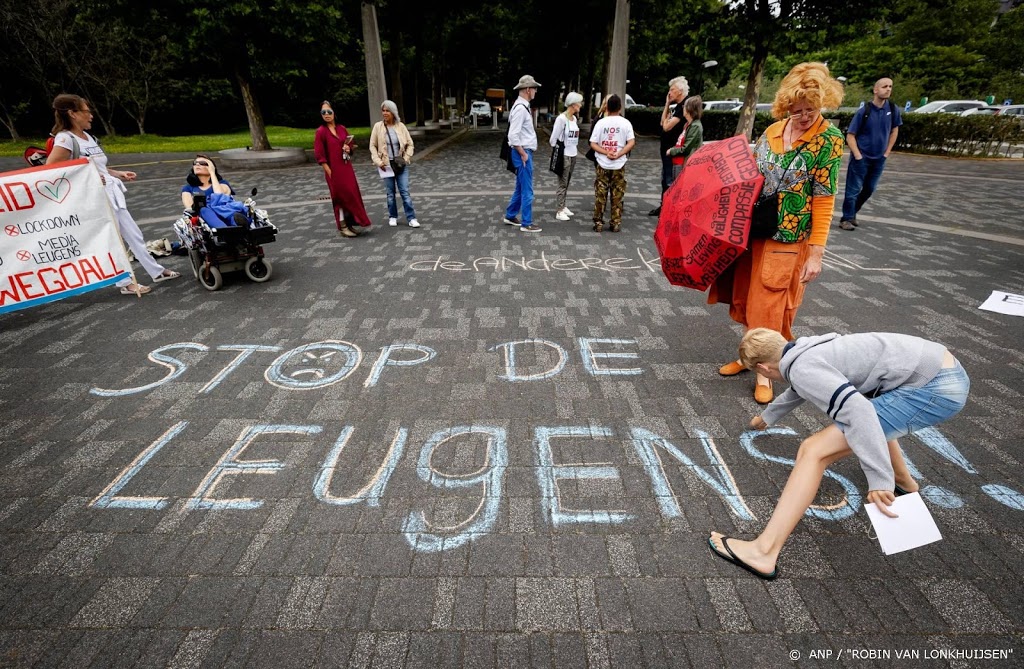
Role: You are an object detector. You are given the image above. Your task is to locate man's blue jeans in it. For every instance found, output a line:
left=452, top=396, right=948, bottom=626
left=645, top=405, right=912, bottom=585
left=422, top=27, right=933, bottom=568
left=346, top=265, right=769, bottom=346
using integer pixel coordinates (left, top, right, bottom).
left=383, top=168, right=416, bottom=221
left=504, top=149, right=534, bottom=226
left=841, top=155, right=887, bottom=221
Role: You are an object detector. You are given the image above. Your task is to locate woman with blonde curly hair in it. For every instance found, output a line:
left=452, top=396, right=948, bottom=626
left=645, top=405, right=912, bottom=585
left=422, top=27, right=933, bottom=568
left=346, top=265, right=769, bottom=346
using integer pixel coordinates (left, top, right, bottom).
left=710, top=62, right=845, bottom=404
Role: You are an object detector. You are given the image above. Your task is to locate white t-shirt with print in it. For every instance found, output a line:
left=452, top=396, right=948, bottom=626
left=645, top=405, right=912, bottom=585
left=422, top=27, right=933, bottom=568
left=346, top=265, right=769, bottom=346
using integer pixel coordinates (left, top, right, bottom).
left=552, top=114, right=581, bottom=157
left=589, top=115, right=635, bottom=170
left=54, top=131, right=127, bottom=209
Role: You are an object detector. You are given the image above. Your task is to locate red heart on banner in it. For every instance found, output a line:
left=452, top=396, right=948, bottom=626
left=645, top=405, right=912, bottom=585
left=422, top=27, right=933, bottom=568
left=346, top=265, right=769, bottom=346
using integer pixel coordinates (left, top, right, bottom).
left=35, top=176, right=72, bottom=204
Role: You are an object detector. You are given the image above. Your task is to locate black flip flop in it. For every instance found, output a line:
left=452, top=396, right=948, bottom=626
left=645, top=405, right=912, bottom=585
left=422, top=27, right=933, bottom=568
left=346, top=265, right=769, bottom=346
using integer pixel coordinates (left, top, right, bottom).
left=708, top=536, right=779, bottom=581
left=894, top=484, right=912, bottom=497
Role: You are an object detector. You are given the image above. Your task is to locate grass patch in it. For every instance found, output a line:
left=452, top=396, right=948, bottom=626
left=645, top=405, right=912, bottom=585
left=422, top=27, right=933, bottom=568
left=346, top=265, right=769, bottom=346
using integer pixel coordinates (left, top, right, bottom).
left=0, top=126, right=371, bottom=157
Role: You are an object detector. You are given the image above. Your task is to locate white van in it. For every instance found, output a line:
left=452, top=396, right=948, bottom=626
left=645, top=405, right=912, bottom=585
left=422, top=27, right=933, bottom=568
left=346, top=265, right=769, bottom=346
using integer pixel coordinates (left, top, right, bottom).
left=625, top=94, right=644, bottom=109
left=469, top=101, right=492, bottom=121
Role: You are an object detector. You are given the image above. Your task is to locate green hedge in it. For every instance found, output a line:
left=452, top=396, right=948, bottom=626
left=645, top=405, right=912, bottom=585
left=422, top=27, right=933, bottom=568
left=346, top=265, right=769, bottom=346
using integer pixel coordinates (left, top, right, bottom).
left=623, top=108, right=776, bottom=142
left=624, top=108, right=1024, bottom=158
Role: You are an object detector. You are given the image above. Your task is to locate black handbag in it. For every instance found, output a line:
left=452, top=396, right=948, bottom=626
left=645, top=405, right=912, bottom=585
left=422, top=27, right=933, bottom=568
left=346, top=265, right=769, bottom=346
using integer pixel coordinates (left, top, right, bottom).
left=749, top=142, right=807, bottom=240
left=749, top=197, right=779, bottom=240
left=502, top=137, right=517, bottom=174
left=386, top=130, right=406, bottom=174
left=585, top=111, right=605, bottom=163
left=549, top=140, right=565, bottom=176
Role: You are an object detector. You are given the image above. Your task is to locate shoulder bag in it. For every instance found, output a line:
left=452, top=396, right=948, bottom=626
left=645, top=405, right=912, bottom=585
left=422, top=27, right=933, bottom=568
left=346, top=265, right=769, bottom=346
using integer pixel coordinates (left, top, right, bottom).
left=585, top=112, right=605, bottom=163
left=501, top=102, right=528, bottom=174
left=385, top=127, right=406, bottom=174
left=749, top=142, right=807, bottom=240
left=549, top=140, right=565, bottom=176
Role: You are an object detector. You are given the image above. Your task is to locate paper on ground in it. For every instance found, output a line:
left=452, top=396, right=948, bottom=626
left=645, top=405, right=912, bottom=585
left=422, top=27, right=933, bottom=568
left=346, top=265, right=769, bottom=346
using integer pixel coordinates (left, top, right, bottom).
left=865, top=492, right=942, bottom=555
left=979, top=290, right=1024, bottom=317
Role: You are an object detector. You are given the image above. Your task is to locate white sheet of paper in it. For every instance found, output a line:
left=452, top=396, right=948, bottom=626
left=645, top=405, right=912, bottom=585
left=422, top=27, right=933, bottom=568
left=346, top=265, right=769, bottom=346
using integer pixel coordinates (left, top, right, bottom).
left=865, top=492, right=942, bottom=555
left=979, top=290, right=1024, bottom=317
left=378, top=164, right=395, bottom=179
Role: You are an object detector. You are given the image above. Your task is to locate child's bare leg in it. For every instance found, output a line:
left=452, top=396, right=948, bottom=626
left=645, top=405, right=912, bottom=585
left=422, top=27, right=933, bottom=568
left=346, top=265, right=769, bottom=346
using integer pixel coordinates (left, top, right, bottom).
left=888, top=439, right=919, bottom=492
left=711, top=424, right=853, bottom=574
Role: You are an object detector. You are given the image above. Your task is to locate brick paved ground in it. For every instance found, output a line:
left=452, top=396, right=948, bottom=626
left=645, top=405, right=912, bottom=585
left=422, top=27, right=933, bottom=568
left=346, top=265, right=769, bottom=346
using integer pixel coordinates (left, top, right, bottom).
left=1, top=129, right=1023, bottom=668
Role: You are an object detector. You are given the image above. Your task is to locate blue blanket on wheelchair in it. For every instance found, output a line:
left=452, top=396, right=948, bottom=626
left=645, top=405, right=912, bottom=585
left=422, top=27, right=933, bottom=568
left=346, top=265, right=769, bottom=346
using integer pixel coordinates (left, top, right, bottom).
left=203, top=192, right=249, bottom=228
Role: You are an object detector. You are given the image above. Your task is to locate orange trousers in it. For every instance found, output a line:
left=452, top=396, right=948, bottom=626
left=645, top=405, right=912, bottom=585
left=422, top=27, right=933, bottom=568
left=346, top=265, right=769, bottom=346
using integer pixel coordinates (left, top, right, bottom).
left=708, top=238, right=811, bottom=341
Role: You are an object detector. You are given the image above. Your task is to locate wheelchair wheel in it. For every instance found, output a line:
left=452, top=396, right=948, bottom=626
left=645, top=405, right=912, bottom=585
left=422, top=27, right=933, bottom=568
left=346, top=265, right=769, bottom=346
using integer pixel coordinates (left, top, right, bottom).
left=244, top=257, right=272, bottom=282
left=188, top=249, right=202, bottom=279
left=199, top=265, right=223, bottom=291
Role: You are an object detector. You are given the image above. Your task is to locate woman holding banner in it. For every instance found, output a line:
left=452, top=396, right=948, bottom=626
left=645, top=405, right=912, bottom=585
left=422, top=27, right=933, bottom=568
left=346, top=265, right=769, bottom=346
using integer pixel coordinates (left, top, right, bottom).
left=47, top=94, right=179, bottom=295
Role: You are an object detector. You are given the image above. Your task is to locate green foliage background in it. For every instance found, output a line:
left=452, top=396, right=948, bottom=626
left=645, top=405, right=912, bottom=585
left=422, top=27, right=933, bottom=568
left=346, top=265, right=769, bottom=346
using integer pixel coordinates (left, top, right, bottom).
left=1, top=0, right=1021, bottom=143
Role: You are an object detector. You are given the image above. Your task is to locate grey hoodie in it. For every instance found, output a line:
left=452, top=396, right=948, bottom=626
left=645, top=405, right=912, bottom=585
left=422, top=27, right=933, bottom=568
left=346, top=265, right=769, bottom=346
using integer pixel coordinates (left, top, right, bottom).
left=762, top=332, right=947, bottom=491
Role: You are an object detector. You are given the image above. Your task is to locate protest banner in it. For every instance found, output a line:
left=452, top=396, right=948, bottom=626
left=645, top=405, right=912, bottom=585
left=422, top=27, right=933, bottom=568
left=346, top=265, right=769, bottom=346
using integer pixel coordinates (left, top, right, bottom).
left=0, top=159, right=134, bottom=314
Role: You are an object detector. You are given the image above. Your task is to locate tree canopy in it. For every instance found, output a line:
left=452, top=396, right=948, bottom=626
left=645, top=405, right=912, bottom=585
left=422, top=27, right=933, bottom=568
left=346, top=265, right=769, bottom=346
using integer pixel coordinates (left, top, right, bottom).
left=1, top=0, right=1021, bottom=141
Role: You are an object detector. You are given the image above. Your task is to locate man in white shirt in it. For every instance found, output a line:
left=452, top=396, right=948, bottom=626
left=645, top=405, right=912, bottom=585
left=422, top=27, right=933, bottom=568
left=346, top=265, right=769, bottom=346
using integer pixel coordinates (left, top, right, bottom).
left=503, top=75, right=543, bottom=233
left=588, top=95, right=636, bottom=233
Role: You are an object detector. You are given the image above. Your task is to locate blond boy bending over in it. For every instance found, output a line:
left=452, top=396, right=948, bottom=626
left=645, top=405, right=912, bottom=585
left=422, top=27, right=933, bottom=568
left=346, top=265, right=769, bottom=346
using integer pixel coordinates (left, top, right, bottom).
left=709, top=328, right=969, bottom=580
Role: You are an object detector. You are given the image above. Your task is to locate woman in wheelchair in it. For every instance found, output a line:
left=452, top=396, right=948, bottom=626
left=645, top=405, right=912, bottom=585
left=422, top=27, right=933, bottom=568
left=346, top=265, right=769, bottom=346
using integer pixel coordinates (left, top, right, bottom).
left=181, top=155, right=247, bottom=228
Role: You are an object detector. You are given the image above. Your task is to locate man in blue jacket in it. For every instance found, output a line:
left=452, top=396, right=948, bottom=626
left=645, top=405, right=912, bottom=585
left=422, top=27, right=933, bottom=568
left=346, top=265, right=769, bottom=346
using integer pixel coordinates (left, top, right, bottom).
left=708, top=328, right=969, bottom=579
left=839, top=78, right=901, bottom=231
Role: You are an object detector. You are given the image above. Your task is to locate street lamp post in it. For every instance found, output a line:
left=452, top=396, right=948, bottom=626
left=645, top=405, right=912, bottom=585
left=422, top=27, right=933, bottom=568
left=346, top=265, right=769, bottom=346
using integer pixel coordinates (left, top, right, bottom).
left=697, top=60, right=717, bottom=96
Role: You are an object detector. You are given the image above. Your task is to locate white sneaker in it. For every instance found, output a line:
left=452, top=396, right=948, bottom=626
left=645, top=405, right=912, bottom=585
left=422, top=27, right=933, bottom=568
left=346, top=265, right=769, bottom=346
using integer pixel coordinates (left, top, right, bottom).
left=408, top=219, right=420, bottom=228
left=388, top=217, right=398, bottom=226
left=555, top=210, right=570, bottom=221
left=564, top=207, right=575, bottom=217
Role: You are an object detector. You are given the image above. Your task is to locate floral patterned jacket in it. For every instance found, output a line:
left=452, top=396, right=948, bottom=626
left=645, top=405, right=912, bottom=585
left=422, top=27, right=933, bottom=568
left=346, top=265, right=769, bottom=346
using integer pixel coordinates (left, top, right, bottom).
left=754, top=117, right=844, bottom=244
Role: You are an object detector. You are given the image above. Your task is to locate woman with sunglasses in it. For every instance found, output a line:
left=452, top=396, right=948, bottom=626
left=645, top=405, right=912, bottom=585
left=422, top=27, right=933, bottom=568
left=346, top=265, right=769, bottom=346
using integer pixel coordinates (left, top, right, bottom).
left=709, top=62, right=845, bottom=404
left=314, top=100, right=371, bottom=238
left=181, top=155, right=236, bottom=224
left=47, top=93, right=180, bottom=295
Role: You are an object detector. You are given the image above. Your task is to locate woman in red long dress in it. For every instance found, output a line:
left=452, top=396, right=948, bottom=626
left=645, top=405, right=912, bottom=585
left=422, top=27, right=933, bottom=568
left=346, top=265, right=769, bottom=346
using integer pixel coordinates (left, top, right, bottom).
left=314, top=100, right=372, bottom=237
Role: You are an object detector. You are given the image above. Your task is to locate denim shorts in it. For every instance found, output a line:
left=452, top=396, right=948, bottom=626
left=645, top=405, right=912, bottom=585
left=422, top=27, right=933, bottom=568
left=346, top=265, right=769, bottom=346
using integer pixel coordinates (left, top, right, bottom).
left=870, top=361, right=970, bottom=440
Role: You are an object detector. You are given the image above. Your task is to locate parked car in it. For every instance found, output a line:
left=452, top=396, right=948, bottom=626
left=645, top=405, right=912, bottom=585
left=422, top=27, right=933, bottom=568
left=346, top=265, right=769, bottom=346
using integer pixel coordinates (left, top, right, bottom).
left=961, top=106, right=1004, bottom=116
left=703, top=99, right=743, bottom=112
left=624, top=94, right=645, bottom=109
left=911, top=100, right=987, bottom=114
left=755, top=103, right=773, bottom=113
left=995, top=104, right=1024, bottom=118
left=469, top=101, right=492, bottom=121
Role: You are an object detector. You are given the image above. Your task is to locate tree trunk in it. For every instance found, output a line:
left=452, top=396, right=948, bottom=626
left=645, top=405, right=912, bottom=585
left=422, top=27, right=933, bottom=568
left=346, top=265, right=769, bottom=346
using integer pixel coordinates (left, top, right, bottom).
left=413, top=69, right=421, bottom=126
left=606, top=0, right=630, bottom=100
left=236, top=67, right=271, bottom=150
left=430, top=69, right=439, bottom=122
left=389, top=47, right=405, bottom=121
left=0, top=112, right=20, bottom=141
left=361, top=1, right=388, bottom=127
left=735, top=40, right=768, bottom=141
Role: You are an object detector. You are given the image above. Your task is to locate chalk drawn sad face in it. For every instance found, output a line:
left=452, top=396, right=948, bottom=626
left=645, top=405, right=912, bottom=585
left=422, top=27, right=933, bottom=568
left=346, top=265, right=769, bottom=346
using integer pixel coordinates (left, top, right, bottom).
left=264, top=341, right=363, bottom=389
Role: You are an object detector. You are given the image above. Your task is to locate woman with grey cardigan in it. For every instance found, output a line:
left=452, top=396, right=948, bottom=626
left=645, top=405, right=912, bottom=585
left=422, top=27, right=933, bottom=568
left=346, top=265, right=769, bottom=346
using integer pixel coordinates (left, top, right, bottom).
left=550, top=92, right=583, bottom=221
left=370, top=100, right=419, bottom=227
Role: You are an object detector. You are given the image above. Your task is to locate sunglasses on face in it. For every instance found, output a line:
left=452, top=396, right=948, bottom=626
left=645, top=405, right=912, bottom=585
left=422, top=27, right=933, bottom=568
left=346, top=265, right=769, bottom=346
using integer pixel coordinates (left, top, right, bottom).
left=193, top=160, right=208, bottom=167
left=321, top=110, right=334, bottom=116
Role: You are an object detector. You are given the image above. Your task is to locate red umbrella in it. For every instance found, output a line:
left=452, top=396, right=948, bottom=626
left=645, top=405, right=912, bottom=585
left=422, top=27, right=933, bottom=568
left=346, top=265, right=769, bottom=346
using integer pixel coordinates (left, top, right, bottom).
left=653, top=135, right=764, bottom=290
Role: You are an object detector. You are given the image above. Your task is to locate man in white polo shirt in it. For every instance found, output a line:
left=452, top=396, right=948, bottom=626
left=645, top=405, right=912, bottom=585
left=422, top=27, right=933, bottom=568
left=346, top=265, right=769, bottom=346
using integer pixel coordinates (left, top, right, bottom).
left=589, top=94, right=636, bottom=233
left=502, top=74, right=543, bottom=233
